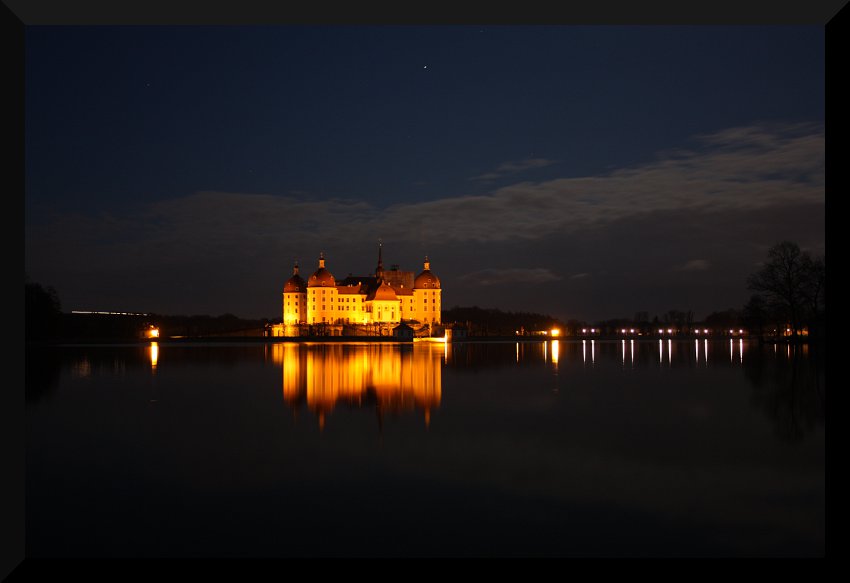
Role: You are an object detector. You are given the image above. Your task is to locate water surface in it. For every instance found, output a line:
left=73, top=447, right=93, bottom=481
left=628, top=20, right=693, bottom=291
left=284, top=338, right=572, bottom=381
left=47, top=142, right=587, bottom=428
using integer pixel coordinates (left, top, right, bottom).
left=26, top=339, right=824, bottom=557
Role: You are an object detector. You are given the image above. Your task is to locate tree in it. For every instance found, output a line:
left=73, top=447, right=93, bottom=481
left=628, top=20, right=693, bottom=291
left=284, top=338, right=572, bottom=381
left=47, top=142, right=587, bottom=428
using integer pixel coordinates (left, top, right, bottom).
left=25, top=280, right=63, bottom=342
left=801, top=255, right=825, bottom=338
left=741, top=294, right=770, bottom=339
left=747, top=241, right=824, bottom=339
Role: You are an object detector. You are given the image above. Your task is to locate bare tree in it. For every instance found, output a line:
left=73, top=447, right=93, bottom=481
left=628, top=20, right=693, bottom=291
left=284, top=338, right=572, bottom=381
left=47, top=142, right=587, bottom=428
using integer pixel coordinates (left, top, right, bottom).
left=747, top=241, right=824, bottom=339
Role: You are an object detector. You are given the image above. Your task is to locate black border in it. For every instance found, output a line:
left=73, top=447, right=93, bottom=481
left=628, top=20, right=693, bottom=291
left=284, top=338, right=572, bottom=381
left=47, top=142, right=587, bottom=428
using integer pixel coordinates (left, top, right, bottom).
left=2, top=0, right=848, bottom=24
left=6, top=1, right=836, bottom=576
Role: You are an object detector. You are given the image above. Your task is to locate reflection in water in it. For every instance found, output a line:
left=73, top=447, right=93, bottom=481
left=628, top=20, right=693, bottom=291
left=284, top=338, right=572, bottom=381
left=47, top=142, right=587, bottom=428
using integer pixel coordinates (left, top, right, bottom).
left=552, top=340, right=559, bottom=366
left=72, top=358, right=92, bottom=378
left=149, top=342, right=159, bottom=371
left=743, top=342, right=824, bottom=443
left=581, top=340, right=596, bottom=365
left=270, top=343, right=442, bottom=429
left=25, top=347, right=63, bottom=403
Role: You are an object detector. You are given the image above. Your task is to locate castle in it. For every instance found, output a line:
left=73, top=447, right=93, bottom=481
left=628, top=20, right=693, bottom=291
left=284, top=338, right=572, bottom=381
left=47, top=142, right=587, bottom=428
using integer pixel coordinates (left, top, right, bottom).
left=271, top=243, right=442, bottom=336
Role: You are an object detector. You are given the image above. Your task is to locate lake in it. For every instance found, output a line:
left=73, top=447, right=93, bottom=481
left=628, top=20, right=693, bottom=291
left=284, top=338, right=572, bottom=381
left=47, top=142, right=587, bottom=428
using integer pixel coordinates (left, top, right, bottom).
left=25, top=339, right=824, bottom=557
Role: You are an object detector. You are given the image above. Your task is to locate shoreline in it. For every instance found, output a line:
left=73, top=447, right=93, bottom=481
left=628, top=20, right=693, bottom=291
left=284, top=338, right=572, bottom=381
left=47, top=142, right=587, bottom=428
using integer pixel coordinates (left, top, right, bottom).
left=33, top=334, right=818, bottom=346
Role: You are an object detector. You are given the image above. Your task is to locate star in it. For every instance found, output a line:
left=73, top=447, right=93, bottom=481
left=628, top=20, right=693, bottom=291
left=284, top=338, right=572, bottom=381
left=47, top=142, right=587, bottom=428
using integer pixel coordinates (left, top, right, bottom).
left=423, top=65, right=428, bottom=69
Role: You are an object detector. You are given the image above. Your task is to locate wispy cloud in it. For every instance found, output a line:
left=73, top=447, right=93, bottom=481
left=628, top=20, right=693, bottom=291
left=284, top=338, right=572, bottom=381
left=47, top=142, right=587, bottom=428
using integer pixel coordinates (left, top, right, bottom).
left=470, top=157, right=556, bottom=181
left=458, top=268, right=562, bottom=286
left=676, top=259, right=711, bottom=271
left=26, top=122, right=824, bottom=295
left=570, top=273, right=590, bottom=280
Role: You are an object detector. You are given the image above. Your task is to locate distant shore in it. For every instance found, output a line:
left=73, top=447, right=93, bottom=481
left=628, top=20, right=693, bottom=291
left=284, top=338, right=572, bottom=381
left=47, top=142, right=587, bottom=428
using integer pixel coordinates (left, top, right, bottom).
left=38, top=334, right=818, bottom=346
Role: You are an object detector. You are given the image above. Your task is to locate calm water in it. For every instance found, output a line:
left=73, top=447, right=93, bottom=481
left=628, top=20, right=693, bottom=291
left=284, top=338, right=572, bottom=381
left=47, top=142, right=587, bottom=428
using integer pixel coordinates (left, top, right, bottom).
left=26, top=339, right=824, bottom=557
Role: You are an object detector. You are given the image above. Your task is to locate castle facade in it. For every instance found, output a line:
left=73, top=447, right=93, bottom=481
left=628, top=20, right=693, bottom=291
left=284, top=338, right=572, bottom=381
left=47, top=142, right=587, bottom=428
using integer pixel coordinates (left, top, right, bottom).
left=273, top=243, right=442, bottom=336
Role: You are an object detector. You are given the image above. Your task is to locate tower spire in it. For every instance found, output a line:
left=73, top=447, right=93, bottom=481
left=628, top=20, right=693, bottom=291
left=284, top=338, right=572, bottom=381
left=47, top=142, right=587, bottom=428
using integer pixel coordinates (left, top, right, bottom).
left=318, top=252, right=325, bottom=269
left=376, top=238, right=384, bottom=281
left=424, top=255, right=430, bottom=271
left=293, top=260, right=299, bottom=275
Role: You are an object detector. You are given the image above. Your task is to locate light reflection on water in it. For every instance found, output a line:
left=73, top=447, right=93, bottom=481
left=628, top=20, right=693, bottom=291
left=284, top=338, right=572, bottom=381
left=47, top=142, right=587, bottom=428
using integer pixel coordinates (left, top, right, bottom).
left=149, top=341, right=159, bottom=371
left=26, top=338, right=824, bottom=558
left=269, top=343, right=443, bottom=429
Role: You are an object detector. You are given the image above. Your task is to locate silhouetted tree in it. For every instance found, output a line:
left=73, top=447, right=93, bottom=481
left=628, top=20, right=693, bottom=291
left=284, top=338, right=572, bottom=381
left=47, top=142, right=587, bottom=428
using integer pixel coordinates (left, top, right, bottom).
left=802, top=255, right=825, bottom=338
left=25, top=280, right=62, bottom=343
left=741, top=294, right=771, bottom=339
left=704, top=308, right=741, bottom=331
left=747, top=241, right=824, bottom=339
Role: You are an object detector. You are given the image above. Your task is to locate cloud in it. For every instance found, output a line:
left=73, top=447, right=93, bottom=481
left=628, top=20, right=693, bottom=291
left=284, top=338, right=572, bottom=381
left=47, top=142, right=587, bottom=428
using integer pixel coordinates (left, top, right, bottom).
left=470, top=157, right=556, bottom=181
left=28, top=121, right=823, bottom=260
left=25, top=121, right=824, bottom=315
left=676, top=259, right=711, bottom=271
left=570, top=273, right=590, bottom=280
left=458, top=268, right=562, bottom=286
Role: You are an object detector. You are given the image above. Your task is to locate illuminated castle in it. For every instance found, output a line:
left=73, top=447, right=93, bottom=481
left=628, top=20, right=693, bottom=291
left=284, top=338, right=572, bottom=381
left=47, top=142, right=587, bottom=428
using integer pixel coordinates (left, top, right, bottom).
left=273, top=242, right=442, bottom=336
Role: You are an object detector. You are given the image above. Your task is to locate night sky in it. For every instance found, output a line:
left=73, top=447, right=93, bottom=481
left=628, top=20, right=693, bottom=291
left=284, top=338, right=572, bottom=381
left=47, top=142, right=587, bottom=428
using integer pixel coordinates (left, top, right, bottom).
left=24, top=26, right=825, bottom=322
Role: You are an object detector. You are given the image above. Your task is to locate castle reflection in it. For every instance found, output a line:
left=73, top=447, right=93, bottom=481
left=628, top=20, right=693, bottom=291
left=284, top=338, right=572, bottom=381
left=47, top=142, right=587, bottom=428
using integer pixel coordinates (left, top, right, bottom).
left=269, top=343, right=442, bottom=430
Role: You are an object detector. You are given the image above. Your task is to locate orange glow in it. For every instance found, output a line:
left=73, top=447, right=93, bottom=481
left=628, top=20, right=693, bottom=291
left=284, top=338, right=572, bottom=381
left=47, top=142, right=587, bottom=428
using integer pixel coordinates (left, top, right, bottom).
left=271, top=343, right=442, bottom=428
left=552, top=340, right=559, bottom=365
left=551, top=328, right=560, bottom=337
left=149, top=342, right=159, bottom=369
left=145, top=326, right=160, bottom=339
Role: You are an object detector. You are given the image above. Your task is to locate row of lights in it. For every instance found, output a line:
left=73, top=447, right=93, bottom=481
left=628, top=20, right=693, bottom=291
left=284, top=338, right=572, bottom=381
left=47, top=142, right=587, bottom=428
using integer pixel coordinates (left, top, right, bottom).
left=520, top=327, right=748, bottom=337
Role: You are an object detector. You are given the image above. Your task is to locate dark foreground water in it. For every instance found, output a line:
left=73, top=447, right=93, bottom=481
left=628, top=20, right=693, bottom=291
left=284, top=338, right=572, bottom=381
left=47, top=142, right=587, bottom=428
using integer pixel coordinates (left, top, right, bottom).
left=26, top=339, right=824, bottom=557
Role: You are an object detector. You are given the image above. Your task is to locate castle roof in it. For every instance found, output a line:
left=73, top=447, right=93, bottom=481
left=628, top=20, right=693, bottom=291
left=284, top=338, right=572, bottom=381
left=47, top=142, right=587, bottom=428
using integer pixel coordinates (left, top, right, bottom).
left=283, top=263, right=307, bottom=293
left=308, top=253, right=335, bottom=287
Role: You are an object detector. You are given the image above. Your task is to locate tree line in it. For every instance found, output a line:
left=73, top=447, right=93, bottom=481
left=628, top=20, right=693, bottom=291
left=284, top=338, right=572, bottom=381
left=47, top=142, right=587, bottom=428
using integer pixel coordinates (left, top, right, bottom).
left=25, top=240, right=823, bottom=343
